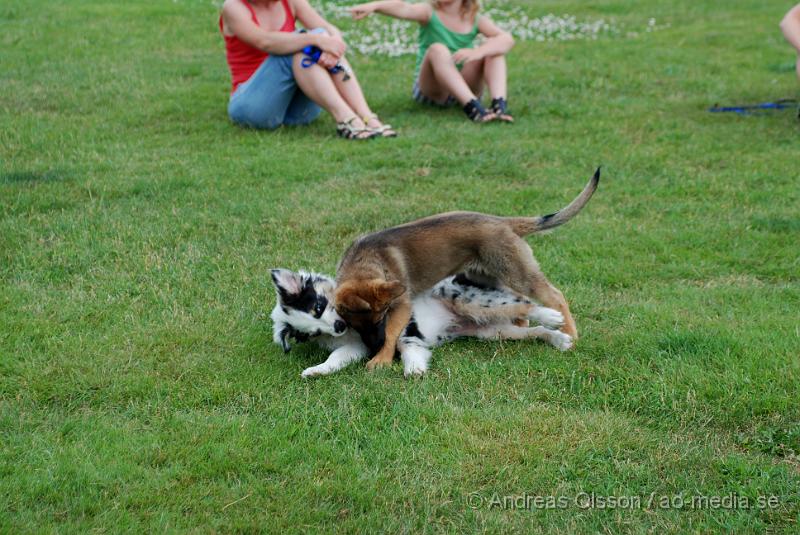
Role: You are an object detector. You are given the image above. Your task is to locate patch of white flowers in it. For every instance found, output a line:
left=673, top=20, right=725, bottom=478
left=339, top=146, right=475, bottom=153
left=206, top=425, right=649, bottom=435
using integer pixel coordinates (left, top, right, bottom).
left=339, top=15, right=419, bottom=56
left=197, top=0, right=666, bottom=56
left=482, top=8, right=616, bottom=43
left=314, top=2, right=666, bottom=57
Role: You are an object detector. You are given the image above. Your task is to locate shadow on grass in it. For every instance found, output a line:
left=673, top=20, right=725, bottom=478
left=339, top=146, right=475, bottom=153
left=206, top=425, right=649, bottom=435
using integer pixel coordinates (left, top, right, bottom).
left=751, top=217, right=800, bottom=233
left=0, top=169, right=74, bottom=185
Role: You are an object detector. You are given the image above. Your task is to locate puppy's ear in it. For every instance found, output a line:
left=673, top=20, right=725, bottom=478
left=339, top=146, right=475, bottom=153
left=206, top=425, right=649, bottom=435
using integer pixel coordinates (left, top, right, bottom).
left=273, top=324, right=292, bottom=353
left=373, top=280, right=406, bottom=308
left=336, top=290, right=372, bottom=313
left=270, top=269, right=303, bottom=302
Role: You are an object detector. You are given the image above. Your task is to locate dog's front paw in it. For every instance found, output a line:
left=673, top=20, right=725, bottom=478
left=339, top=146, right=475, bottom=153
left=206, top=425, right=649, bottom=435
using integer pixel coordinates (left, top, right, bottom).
left=530, top=307, right=564, bottom=329
left=365, top=356, right=393, bottom=371
left=548, top=330, right=573, bottom=351
left=301, top=364, right=330, bottom=378
left=403, top=358, right=429, bottom=378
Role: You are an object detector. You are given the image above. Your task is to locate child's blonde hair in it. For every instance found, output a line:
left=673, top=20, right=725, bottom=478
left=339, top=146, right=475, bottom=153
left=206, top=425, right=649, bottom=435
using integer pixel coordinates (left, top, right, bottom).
left=430, top=0, right=480, bottom=19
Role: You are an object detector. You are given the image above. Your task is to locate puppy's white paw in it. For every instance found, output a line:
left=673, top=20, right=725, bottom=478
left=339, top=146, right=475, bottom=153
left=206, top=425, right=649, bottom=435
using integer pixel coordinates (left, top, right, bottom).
left=403, top=361, right=428, bottom=378
left=401, top=347, right=431, bottom=378
left=301, top=364, right=331, bottom=378
left=530, top=307, right=564, bottom=329
left=403, top=361, right=428, bottom=377
left=547, top=330, right=573, bottom=351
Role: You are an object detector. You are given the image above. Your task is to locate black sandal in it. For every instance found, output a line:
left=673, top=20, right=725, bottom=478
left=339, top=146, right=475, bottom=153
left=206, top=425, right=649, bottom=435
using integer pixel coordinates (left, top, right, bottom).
left=463, top=99, right=495, bottom=123
left=336, top=117, right=377, bottom=140
left=491, top=97, right=514, bottom=123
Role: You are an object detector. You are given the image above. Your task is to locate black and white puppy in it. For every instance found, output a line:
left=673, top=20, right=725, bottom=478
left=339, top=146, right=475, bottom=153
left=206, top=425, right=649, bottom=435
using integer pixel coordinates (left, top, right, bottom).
left=270, top=269, right=572, bottom=378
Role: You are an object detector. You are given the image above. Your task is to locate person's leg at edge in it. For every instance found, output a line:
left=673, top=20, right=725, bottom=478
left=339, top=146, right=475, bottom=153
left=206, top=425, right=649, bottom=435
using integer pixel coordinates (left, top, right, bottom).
left=796, top=53, right=800, bottom=83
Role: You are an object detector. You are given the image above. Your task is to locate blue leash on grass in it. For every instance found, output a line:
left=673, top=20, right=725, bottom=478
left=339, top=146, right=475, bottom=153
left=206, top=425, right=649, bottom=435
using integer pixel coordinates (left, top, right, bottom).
left=709, top=98, right=799, bottom=116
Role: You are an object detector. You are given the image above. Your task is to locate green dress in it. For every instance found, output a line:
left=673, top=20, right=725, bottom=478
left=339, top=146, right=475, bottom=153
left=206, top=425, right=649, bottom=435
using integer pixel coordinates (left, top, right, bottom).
left=415, top=10, right=479, bottom=78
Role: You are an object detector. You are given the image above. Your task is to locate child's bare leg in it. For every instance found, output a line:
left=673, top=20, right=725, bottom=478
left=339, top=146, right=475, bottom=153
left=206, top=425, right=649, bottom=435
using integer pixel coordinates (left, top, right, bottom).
left=418, top=43, right=479, bottom=105
left=479, top=54, right=513, bottom=121
left=460, top=59, right=485, bottom=97
left=483, top=54, right=507, bottom=100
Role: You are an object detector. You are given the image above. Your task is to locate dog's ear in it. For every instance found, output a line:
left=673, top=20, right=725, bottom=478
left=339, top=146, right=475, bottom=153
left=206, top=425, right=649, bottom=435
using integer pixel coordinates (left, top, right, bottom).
left=336, top=289, right=372, bottom=313
left=273, top=324, right=292, bottom=353
left=270, top=269, right=303, bottom=302
left=372, top=279, right=406, bottom=309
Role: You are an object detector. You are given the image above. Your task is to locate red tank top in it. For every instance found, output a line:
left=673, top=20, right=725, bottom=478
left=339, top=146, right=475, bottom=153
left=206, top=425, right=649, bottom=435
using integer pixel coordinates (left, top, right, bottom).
left=220, top=0, right=296, bottom=92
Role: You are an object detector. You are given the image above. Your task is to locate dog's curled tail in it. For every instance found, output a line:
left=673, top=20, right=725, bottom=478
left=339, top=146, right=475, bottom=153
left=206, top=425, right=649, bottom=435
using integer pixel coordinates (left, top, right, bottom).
left=507, top=167, right=600, bottom=236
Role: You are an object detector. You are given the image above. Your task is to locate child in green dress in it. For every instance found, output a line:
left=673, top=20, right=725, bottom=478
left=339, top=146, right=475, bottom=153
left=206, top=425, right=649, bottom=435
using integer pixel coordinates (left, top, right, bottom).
left=351, top=0, right=515, bottom=122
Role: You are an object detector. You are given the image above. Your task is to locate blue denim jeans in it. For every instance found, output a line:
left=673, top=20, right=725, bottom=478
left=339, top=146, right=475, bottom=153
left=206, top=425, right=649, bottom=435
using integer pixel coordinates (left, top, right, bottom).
left=228, top=51, right=322, bottom=130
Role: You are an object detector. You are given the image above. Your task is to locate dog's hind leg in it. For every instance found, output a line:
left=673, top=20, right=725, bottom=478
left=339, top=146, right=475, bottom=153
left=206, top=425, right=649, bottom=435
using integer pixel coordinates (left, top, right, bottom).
left=480, top=235, right=578, bottom=340
left=505, top=273, right=576, bottom=339
left=475, top=324, right=573, bottom=351
left=449, top=299, right=534, bottom=325
left=525, top=276, right=577, bottom=339
left=527, top=305, right=565, bottom=330
left=452, top=299, right=565, bottom=331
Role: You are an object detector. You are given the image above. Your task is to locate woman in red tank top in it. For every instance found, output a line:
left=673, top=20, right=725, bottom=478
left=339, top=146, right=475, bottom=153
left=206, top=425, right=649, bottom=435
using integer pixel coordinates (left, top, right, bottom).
left=220, top=0, right=396, bottom=138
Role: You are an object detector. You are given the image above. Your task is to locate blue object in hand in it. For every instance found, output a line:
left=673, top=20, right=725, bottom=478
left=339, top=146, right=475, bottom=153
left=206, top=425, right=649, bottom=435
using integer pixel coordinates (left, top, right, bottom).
left=300, top=45, right=350, bottom=79
left=301, top=45, right=322, bottom=68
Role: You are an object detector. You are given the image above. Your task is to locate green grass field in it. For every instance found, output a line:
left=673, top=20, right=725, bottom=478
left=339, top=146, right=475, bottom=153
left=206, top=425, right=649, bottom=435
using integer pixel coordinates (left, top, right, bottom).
left=2, top=0, right=799, bottom=532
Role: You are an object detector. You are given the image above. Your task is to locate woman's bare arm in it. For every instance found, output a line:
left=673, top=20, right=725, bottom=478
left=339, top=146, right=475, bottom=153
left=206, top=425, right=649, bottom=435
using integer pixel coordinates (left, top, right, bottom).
left=293, top=0, right=344, bottom=40
left=221, top=0, right=344, bottom=57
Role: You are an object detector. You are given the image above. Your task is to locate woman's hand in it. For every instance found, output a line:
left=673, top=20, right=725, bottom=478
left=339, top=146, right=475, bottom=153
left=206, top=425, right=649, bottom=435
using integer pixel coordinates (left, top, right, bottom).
left=452, top=48, right=483, bottom=65
left=316, top=34, right=346, bottom=58
left=318, top=52, right=339, bottom=70
left=350, top=2, right=376, bottom=20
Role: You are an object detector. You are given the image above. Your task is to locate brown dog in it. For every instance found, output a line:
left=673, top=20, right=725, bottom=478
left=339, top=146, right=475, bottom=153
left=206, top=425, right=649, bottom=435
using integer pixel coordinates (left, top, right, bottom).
left=335, top=169, right=600, bottom=370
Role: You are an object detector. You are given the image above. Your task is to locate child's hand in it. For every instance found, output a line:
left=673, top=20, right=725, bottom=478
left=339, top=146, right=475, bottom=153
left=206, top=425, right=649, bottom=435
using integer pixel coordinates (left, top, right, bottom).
left=452, top=48, right=483, bottom=65
left=350, top=3, right=376, bottom=20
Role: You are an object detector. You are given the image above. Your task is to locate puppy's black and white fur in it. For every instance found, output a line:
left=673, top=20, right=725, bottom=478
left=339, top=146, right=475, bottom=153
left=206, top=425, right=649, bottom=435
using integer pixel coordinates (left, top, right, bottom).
left=270, top=269, right=572, bottom=378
